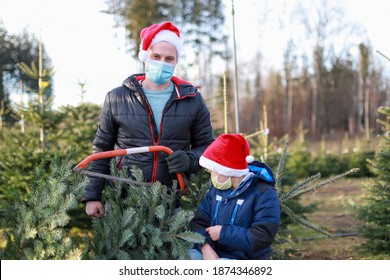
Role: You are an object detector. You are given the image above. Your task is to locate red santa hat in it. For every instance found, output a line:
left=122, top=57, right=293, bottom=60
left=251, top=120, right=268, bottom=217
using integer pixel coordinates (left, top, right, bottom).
left=138, top=21, right=182, bottom=62
left=199, top=134, right=255, bottom=177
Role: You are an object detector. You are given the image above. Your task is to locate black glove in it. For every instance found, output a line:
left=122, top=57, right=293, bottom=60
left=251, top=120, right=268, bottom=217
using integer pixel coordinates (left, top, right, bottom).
left=166, top=150, right=190, bottom=173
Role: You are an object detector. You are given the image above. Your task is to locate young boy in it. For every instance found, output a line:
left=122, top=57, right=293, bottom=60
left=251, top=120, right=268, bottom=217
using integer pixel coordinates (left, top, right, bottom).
left=189, top=134, right=280, bottom=260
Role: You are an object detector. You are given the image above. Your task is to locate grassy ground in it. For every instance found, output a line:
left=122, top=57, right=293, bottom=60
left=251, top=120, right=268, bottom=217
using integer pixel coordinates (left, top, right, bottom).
left=277, top=177, right=371, bottom=259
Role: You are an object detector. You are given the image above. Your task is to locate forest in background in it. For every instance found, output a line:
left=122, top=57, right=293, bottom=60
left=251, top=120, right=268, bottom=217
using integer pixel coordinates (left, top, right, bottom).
left=0, top=0, right=389, bottom=140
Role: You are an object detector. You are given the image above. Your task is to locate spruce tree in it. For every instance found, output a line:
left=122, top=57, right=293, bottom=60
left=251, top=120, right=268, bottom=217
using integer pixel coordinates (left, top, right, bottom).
left=355, top=106, right=390, bottom=256
left=0, top=151, right=86, bottom=260
left=86, top=164, right=205, bottom=260
left=0, top=126, right=46, bottom=205
left=55, top=104, right=101, bottom=163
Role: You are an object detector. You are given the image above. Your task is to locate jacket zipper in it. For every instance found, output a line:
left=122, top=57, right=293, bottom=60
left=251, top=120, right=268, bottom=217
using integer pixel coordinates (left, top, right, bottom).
left=146, top=107, right=159, bottom=183
left=142, top=83, right=196, bottom=183
left=131, top=76, right=163, bottom=183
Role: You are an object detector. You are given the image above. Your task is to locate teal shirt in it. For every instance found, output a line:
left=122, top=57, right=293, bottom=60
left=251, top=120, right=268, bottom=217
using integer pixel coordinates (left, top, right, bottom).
left=143, top=82, right=173, bottom=133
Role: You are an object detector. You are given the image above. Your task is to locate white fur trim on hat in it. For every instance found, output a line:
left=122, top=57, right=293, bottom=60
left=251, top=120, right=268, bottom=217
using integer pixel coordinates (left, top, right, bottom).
left=150, top=30, right=182, bottom=60
left=199, top=156, right=249, bottom=177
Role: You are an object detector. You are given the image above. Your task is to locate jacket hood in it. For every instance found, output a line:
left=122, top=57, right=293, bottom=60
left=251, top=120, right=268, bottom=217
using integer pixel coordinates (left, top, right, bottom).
left=122, top=73, right=143, bottom=91
left=248, top=161, right=275, bottom=185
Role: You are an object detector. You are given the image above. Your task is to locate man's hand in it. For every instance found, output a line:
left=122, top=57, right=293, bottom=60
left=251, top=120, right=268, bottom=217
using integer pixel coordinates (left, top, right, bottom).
left=166, top=150, right=190, bottom=173
left=206, top=225, right=222, bottom=241
left=86, top=201, right=104, bottom=218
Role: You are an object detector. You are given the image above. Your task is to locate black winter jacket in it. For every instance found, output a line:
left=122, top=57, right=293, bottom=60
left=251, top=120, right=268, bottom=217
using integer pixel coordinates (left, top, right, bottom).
left=81, top=74, right=214, bottom=202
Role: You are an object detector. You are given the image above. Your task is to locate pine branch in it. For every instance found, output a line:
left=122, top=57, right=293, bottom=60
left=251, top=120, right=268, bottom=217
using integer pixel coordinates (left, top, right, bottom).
left=275, top=141, right=289, bottom=196
left=172, top=231, right=205, bottom=244
left=244, top=130, right=266, bottom=139
left=281, top=204, right=332, bottom=237
left=280, top=173, right=322, bottom=202
left=281, top=168, right=359, bottom=203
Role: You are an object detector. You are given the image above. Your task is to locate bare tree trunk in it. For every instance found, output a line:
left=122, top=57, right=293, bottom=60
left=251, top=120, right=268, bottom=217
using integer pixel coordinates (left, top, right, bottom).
left=231, top=0, right=240, bottom=133
left=0, top=100, right=4, bottom=130
left=364, top=78, right=370, bottom=140
left=311, top=75, right=318, bottom=137
left=38, top=37, right=45, bottom=151
left=0, top=67, right=5, bottom=129
left=284, top=78, right=290, bottom=134
left=282, top=39, right=296, bottom=135
left=359, top=43, right=370, bottom=135
left=254, top=51, right=262, bottom=132
left=349, top=78, right=356, bottom=135
left=0, top=66, right=4, bottom=108
left=348, top=113, right=354, bottom=135
left=287, top=79, right=293, bottom=134
left=19, top=80, right=25, bottom=133
left=358, top=73, right=364, bottom=132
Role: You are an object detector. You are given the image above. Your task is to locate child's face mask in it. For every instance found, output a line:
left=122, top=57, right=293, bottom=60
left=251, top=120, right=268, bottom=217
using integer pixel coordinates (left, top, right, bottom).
left=211, top=174, right=232, bottom=190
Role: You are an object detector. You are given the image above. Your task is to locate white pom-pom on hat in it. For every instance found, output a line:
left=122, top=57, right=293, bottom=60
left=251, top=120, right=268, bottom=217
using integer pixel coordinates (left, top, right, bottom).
left=246, top=155, right=254, bottom=163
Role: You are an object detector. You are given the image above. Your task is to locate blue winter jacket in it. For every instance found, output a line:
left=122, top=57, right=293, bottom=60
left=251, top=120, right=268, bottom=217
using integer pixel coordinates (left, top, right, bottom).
left=190, top=161, right=281, bottom=260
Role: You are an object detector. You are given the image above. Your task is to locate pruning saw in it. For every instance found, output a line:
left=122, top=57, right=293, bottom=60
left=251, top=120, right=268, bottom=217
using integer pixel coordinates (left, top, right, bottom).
left=73, top=145, right=187, bottom=192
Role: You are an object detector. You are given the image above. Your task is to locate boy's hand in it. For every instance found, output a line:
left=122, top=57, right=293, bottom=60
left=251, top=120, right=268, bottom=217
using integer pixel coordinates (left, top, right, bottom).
left=206, top=225, right=222, bottom=241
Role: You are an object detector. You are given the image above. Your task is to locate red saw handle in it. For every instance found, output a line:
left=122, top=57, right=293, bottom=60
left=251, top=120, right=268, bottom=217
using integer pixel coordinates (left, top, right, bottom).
left=73, top=146, right=185, bottom=190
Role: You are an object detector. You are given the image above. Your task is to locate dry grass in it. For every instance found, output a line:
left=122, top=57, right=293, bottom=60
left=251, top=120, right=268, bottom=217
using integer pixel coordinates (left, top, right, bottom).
left=278, top=177, right=371, bottom=260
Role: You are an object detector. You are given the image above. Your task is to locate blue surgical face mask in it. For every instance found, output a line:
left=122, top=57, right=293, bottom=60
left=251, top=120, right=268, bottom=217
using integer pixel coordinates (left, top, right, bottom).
left=146, top=59, right=175, bottom=85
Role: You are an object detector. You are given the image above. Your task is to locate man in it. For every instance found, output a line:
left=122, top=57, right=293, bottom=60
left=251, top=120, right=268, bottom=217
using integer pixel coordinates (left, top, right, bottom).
left=81, top=21, right=214, bottom=218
